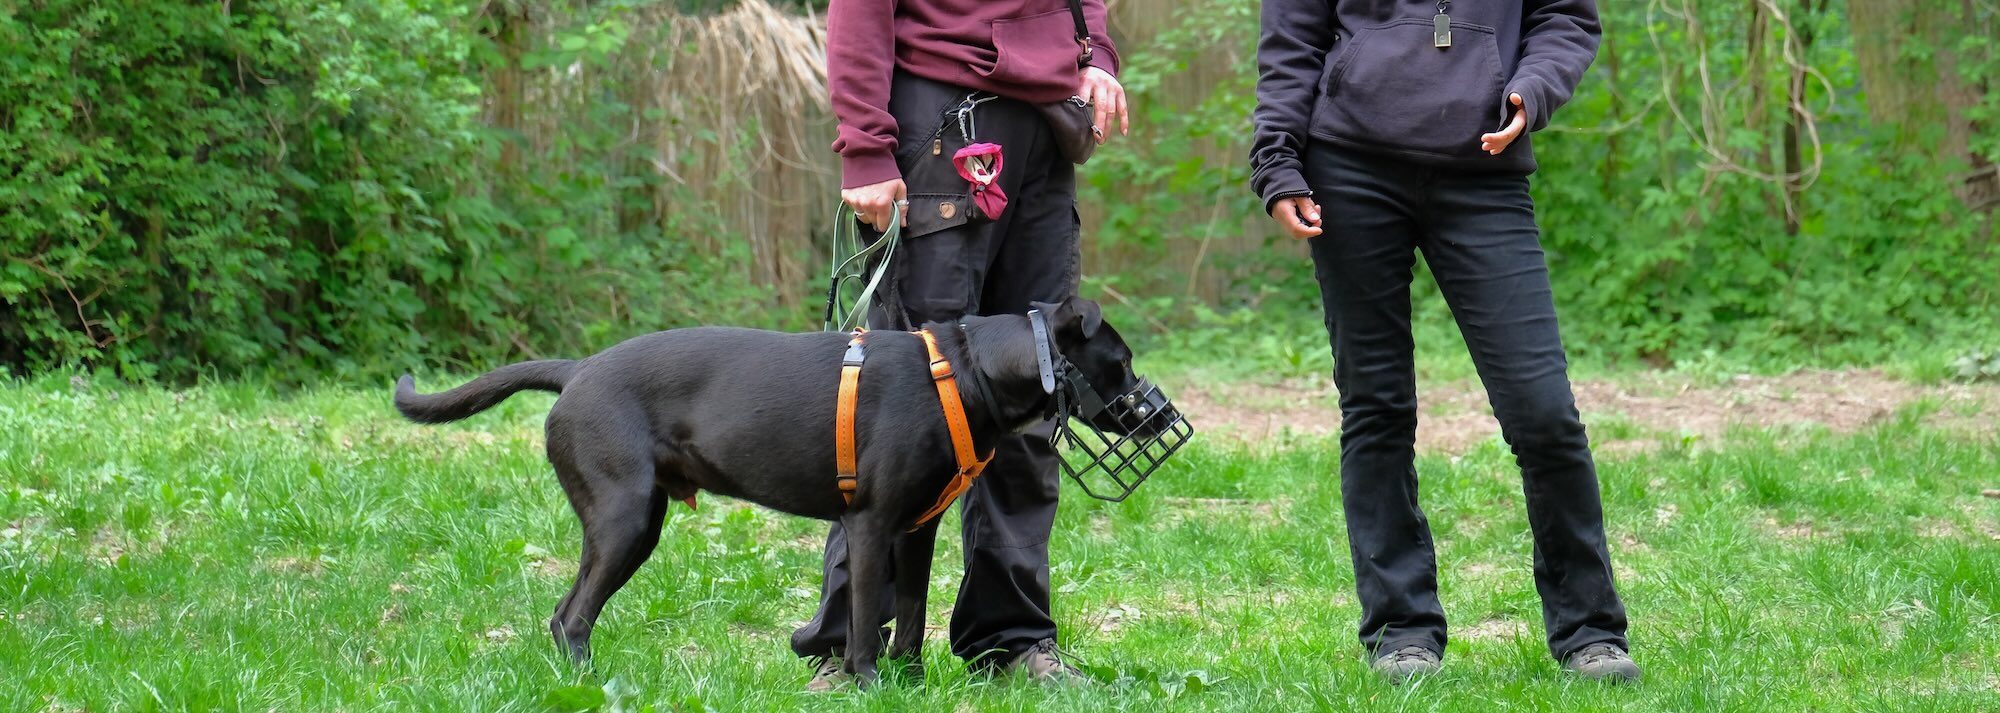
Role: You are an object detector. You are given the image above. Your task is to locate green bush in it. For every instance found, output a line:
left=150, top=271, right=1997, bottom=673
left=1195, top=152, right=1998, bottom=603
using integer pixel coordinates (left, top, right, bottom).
left=0, top=1, right=787, bottom=382
left=4, top=0, right=1994, bottom=382
left=1084, top=0, right=1999, bottom=372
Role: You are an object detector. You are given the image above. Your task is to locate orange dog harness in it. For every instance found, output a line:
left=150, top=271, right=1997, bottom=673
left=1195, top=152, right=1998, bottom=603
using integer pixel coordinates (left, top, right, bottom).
left=834, top=329, right=995, bottom=530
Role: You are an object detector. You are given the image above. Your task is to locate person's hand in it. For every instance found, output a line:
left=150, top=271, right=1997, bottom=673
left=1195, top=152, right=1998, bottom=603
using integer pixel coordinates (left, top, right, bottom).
left=1079, top=66, right=1129, bottom=143
left=843, top=178, right=907, bottom=231
left=1480, top=93, right=1527, bottom=155
left=1269, top=196, right=1322, bottom=240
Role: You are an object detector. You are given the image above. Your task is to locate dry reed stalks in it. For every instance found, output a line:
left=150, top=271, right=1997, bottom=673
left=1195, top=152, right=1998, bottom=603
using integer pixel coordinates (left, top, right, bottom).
left=489, top=0, right=1245, bottom=314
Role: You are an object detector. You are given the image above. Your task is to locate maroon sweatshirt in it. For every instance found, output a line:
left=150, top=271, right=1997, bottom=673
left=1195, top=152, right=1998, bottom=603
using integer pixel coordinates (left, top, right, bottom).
left=827, top=0, right=1121, bottom=188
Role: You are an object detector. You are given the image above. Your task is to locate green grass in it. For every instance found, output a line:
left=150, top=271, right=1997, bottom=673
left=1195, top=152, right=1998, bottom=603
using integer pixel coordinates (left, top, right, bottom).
left=4, top=374, right=1998, bottom=711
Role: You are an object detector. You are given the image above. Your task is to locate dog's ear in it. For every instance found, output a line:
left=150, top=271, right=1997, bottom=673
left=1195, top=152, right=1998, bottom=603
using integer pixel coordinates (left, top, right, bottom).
left=1030, top=297, right=1102, bottom=343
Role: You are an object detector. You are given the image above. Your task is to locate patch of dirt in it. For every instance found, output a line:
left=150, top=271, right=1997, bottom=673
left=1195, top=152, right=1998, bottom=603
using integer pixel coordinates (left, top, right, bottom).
left=1092, top=603, right=1144, bottom=633
left=1762, top=516, right=1828, bottom=541
left=263, top=555, right=332, bottom=575
left=535, top=557, right=573, bottom=579
left=1157, top=496, right=1290, bottom=523
left=1174, top=369, right=2000, bottom=453
left=1459, top=618, right=1529, bottom=641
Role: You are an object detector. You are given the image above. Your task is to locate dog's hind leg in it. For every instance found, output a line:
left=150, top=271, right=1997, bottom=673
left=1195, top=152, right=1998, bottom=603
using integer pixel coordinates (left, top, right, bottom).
left=547, top=433, right=667, bottom=664
left=551, top=488, right=667, bottom=664
left=839, top=512, right=892, bottom=687
left=886, top=519, right=941, bottom=676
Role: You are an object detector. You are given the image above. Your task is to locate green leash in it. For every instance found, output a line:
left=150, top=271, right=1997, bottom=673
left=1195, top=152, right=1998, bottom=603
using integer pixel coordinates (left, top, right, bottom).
left=822, top=202, right=904, bottom=333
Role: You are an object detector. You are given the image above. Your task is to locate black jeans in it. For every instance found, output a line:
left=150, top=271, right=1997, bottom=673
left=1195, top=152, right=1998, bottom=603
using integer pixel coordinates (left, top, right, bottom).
left=1304, top=143, right=1628, bottom=661
left=790, top=72, right=1079, bottom=666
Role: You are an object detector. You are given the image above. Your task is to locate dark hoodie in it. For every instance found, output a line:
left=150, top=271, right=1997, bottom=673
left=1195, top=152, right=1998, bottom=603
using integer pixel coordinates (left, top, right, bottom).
left=1250, top=0, right=1600, bottom=210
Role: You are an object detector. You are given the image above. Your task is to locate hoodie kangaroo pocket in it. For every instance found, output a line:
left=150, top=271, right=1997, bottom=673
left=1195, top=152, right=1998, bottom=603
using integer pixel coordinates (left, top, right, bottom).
left=1313, top=18, right=1506, bottom=158
left=985, top=9, right=1082, bottom=88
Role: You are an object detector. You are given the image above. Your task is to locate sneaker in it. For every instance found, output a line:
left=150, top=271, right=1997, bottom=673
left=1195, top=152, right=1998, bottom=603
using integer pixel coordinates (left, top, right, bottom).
left=804, top=655, right=852, bottom=692
left=1370, top=645, right=1442, bottom=683
left=1563, top=643, right=1641, bottom=683
left=1004, top=639, right=1083, bottom=682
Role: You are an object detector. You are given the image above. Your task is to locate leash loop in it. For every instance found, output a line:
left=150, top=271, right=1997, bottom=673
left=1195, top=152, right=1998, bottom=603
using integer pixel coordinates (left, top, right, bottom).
left=824, top=202, right=904, bottom=333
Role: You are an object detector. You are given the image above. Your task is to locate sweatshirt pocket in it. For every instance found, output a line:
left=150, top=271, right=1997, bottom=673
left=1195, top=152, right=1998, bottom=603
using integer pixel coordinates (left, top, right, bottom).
left=985, top=9, right=1082, bottom=88
left=1313, top=18, right=1506, bottom=158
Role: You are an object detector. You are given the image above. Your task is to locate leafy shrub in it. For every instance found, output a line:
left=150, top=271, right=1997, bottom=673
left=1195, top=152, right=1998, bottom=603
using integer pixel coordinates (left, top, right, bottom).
left=0, top=1, right=791, bottom=382
left=1950, top=348, right=2000, bottom=383
left=1082, top=0, right=2000, bottom=373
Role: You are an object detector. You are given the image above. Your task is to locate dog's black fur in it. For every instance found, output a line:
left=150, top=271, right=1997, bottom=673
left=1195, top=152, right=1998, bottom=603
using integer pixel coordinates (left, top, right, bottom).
left=393, top=297, right=1147, bottom=685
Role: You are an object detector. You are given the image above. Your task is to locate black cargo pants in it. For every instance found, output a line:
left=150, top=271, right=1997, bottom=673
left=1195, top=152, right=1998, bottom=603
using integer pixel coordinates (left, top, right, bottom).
left=791, top=71, right=1078, bottom=666
left=1304, top=143, right=1629, bottom=661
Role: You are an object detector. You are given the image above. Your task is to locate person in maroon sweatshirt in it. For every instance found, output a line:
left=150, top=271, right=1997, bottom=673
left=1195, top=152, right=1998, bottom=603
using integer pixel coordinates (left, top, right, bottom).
left=793, top=0, right=1129, bottom=691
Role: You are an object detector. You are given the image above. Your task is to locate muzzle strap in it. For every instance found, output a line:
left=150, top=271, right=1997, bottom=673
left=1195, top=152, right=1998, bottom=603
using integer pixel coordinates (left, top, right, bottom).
left=1028, top=309, right=1058, bottom=395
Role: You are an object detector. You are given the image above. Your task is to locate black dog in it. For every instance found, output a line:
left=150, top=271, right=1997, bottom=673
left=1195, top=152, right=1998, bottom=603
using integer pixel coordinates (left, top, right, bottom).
left=393, top=297, right=1159, bottom=685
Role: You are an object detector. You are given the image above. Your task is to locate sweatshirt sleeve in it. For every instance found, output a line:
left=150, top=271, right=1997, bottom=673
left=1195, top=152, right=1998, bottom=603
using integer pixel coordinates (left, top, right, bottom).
left=1082, top=0, right=1121, bottom=77
left=826, top=0, right=902, bottom=189
left=1249, top=0, right=1337, bottom=213
left=1505, top=0, right=1601, bottom=132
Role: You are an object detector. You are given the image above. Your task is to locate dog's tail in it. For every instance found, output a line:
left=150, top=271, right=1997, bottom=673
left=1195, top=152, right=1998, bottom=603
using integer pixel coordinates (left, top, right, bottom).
left=394, top=360, right=578, bottom=424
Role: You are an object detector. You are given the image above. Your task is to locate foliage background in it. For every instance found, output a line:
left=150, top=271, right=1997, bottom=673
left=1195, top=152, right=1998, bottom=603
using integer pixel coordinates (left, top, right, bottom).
left=2, top=0, right=1995, bottom=381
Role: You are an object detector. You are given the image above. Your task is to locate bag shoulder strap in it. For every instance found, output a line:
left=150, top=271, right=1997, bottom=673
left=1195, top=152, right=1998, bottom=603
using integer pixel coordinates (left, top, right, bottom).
left=1067, top=0, right=1092, bottom=68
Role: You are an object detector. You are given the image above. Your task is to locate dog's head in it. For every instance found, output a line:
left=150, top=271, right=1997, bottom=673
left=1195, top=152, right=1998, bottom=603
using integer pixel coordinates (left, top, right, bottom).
left=1029, top=297, right=1179, bottom=438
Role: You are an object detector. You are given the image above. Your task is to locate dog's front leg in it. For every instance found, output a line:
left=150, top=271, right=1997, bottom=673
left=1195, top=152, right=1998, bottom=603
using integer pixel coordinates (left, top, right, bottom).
left=886, top=519, right=940, bottom=678
left=840, top=512, right=888, bottom=688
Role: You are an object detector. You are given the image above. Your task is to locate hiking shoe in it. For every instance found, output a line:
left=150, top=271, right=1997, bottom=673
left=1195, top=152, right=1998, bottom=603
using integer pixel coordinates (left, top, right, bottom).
left=804, top=655, right=852, bottom=692
left=1370, top=645, right=1442, bottom=683
left=1005, top=639, right=1083, bottom=682
left=1563, top=643, right=1641, bottom=683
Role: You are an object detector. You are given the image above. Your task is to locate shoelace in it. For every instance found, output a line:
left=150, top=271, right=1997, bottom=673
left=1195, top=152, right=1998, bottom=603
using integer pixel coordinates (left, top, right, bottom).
left=1384, top=646, right=1435, bottom=664
left=811, top=656, right=843, bottom=678
left=1025, top=639, right=1081, bottom=673
left=1574, top=645, right=1624, bottom=665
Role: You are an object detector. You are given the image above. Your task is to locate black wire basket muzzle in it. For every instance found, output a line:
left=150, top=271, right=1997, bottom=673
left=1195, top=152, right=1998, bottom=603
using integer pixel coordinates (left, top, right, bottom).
left=1026, top=307, right=1194, bottom=502
left=1052, top=376, right=1195, bottom=502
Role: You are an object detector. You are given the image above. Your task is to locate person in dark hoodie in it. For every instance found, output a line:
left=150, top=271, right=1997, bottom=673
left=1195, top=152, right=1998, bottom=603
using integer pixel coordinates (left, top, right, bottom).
left=1250, top=0, right=1638, bottom=683
left=795, top=0, right=1130, bottom=692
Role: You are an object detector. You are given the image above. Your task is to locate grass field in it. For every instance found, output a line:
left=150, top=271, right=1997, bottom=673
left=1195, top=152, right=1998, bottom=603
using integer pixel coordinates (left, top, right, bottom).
left=3, top=373, right=1998, bottom=711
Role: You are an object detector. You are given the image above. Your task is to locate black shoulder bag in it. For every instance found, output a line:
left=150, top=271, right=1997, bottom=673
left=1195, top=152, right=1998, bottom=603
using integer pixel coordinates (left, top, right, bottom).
left=1034, top=0, right=1101, bottom=165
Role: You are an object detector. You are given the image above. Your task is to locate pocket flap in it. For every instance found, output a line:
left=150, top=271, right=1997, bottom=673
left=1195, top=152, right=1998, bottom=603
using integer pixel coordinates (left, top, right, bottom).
left=903, top=192, right=972, bottom=238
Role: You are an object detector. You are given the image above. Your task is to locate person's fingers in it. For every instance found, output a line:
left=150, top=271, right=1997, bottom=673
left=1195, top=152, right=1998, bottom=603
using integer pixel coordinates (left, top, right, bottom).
left=1496, top=114, right=1526, bottom=153
left=1119, top=90, right=1131, bottom=135
left=1091, top=85, right=1110, bottom=145
left=1479, top=95, right=1530, bottom=154
left=861, top=194, right=884, bottom=231
left=1270, top=200, right=1322, bottom=239
left=843, top=191, right=867, bottom=224
left=1480, top=116, right=1526, bottom=154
